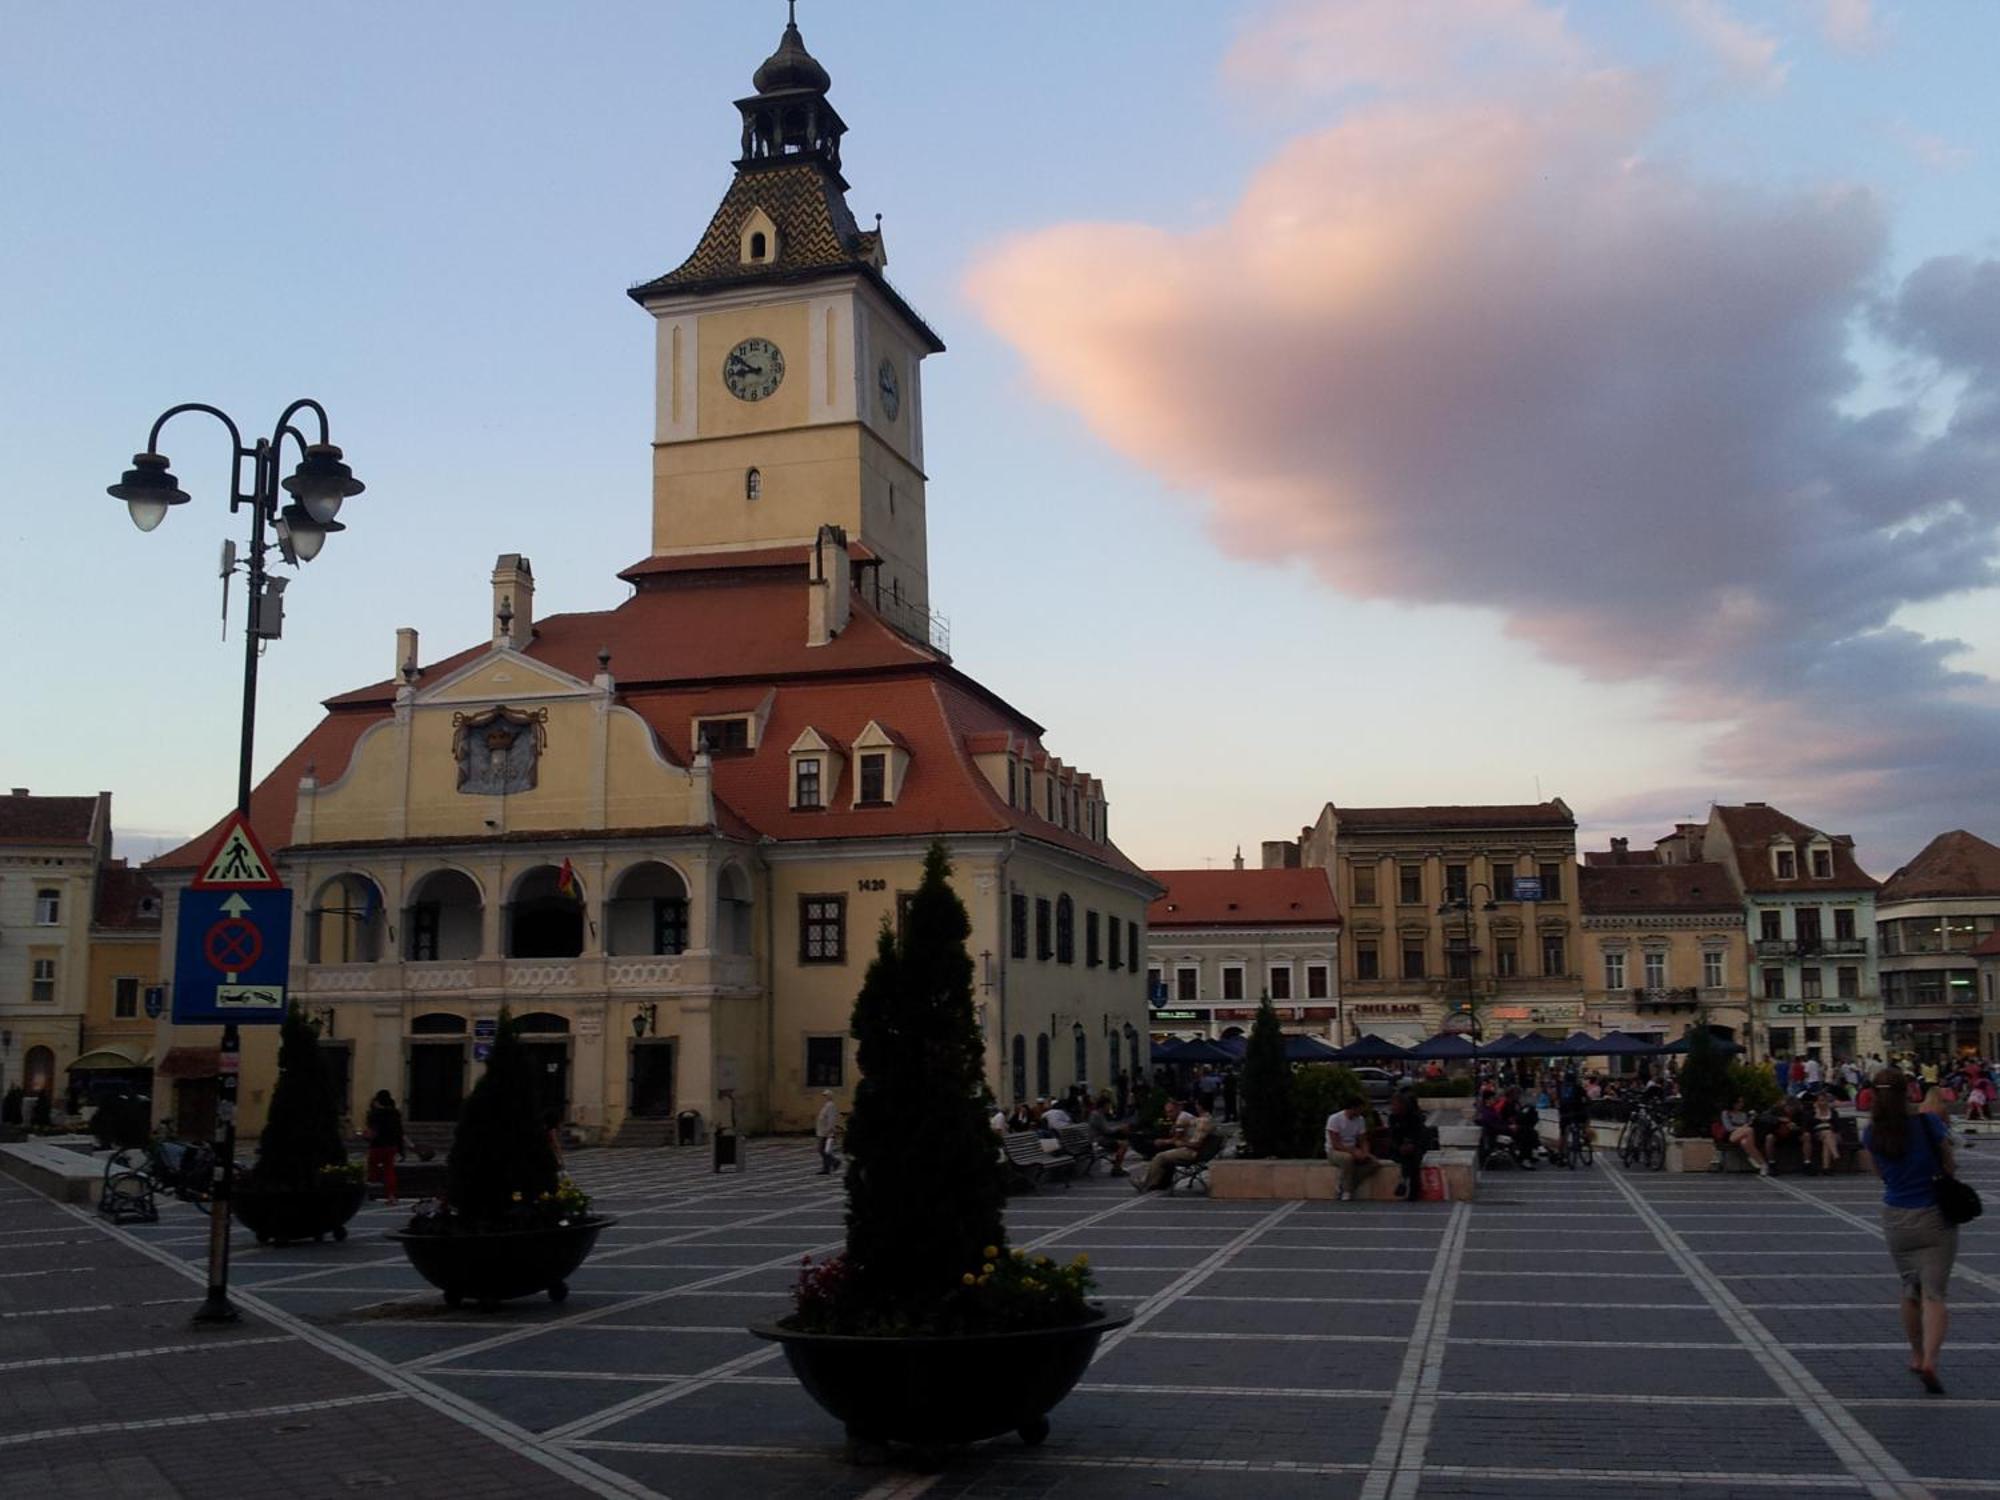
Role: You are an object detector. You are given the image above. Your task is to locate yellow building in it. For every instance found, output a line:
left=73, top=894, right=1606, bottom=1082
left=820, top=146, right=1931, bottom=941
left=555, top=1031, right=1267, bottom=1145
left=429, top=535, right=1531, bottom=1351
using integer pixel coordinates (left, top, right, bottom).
left=1, top=790, right=111, bottom=1115
left=1579, top=842, right=1749, bottom=1050
left=148, top=16, right=1157, bottom=1140
left=76, top=862, right=164, bottom=1105
left=1286, top=802, right=1584, bottom=1044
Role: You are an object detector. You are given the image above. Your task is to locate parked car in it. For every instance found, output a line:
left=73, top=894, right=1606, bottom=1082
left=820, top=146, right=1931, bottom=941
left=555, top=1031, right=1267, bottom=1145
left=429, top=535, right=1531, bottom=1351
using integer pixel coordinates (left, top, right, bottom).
left=1352, top=1067, right=1398, bottom=1103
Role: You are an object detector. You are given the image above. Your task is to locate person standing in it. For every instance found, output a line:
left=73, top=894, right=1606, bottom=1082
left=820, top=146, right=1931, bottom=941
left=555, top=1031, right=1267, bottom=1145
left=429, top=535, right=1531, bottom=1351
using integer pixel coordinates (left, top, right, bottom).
left=814, top=1090, right=840, bottom=1175
left=1386, top=1088, right=1429, bottom=1201
left=364, top=1090, right=407, bottom=1207
left=1863, top=1068, right=1958, bottom=1394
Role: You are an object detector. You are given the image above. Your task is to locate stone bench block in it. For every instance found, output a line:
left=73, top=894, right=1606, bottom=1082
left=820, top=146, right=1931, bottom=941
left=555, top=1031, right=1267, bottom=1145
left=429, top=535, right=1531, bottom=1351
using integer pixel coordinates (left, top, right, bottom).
left=1209, top=1151, right=1477, bottom=1202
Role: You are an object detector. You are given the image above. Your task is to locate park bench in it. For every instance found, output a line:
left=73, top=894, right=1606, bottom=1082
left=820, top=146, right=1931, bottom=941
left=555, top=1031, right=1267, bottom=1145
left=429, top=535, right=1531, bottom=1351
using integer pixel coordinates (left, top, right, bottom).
left=98, top=1148, right=158, bottom=1225
left=1001, top=1131, right=1074, bottom=1192
left=1166, top=1132, right=1226, bottom=1195
left=1055, top=1124, right=1105, bottom=1175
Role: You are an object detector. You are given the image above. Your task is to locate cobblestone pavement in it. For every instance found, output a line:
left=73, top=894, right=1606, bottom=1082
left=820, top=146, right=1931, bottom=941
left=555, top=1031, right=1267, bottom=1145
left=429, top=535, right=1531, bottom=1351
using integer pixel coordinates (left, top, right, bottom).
left=5, top=1132, right=1998, bottom=1499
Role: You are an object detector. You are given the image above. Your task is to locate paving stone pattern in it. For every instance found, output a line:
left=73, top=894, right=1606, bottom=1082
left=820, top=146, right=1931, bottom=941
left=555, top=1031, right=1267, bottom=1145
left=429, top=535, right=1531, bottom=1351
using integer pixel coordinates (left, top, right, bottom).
left=3, top=1131, right=1998, bottom=1498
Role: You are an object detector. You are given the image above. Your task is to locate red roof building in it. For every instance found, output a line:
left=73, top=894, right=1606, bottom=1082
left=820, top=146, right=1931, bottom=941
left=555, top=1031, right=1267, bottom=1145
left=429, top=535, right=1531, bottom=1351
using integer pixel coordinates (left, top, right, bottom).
left=145, top=19, right=1159, bottom=1139
left=1144, top=863, right=1341, bottom=1043
left=1875, top=829, right=2000, bottom=1062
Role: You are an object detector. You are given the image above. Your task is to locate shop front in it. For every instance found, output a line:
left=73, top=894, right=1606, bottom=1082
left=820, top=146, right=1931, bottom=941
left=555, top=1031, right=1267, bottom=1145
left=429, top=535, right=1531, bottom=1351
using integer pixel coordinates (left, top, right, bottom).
left=1343, top=1001, right=1432, bottom=1049
left=1759, top=999, right=1874, bottom=1065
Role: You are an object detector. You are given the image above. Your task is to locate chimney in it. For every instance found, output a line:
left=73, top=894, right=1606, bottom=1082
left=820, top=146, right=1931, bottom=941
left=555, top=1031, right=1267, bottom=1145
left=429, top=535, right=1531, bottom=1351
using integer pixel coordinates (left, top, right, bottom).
left=1611, top=837, right=1628, bottom=858
left=10, top=788, right=27, bottom=797
left=491, top=554, right=534, bottom=647
left=1261, top=839, right=1301, bottom=869
left=807, top=524, right=851, bottom=648
left=395, top=627, right=420, bottom=682
left=1232, top=846, right=1245, bottom=872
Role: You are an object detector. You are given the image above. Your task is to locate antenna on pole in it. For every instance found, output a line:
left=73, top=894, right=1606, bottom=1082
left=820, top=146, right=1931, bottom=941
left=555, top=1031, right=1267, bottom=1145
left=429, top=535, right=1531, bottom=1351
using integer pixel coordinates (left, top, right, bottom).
left=219, top=539, right=237, bottom=639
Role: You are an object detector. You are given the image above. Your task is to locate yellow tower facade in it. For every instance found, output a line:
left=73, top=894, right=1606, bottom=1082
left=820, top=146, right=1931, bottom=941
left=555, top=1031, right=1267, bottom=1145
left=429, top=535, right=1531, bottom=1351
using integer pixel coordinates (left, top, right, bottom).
left=629, top=16, right=944, bottom=621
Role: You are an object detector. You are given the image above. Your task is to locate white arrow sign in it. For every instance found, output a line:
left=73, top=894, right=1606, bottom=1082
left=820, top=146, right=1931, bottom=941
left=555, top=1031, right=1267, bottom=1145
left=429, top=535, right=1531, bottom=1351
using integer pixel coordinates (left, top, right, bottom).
left=220, top=893, right=252, bottom=917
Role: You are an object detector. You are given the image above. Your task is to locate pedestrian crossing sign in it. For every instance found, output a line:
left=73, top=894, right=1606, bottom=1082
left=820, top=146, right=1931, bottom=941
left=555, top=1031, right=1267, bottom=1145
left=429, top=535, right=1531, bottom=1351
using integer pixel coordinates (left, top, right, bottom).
left=189, top=811, right=284, bottom=891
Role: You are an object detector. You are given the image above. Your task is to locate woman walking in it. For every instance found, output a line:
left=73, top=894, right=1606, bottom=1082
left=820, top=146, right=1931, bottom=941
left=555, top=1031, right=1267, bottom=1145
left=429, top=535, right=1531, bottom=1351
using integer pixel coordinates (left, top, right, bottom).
left=364, top=1089, right=407, bottom=1207
left=1863, top=1068, right=1956, bottom=1393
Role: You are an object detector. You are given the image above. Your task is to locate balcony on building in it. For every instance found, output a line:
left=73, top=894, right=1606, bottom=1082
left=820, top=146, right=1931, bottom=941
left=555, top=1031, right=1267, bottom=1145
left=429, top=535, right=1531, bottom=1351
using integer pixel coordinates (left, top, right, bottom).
left=1631, top=986, right=1702, bottom=1014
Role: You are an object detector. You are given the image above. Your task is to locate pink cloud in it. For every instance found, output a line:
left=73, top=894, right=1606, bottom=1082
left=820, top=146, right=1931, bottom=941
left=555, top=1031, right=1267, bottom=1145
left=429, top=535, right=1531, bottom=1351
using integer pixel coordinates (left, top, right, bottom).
left=967, top=19, right=2000, bottom=859
left=1224, top=0, right=1587, bottom=100
left=1662, top=0, right=1790, bottom=88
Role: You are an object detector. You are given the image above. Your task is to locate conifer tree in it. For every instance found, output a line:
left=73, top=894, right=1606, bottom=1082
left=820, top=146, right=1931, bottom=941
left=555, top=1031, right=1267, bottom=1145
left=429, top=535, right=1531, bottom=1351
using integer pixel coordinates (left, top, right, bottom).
left=1239, top=996, right=1291, bottom=1158
left=843, top=842, right=1005, bottom=1321
left=1675, top=1023, right=1731, bottom=1139
left=253, top=1004, right=348, bottom=1189
left=447, top=1009, right=561, bottom=1226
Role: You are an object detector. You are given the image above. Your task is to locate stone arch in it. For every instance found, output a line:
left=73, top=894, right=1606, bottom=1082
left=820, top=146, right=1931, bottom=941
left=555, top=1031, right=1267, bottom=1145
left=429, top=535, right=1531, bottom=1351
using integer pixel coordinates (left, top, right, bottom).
left=607, top=861, right=691, bottom=957
left=404, top=867, right=483, bottom=962
left=508, top=864, right=584, bottom=959
left=716, top=862, right=753, bottom=956
left=307, top=872, right=386, bottom=964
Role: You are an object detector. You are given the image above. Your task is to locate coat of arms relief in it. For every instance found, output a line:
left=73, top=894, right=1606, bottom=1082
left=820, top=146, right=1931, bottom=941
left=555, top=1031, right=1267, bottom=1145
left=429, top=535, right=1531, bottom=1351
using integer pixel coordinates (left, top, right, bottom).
left=452, top=705, right=549, bottom=794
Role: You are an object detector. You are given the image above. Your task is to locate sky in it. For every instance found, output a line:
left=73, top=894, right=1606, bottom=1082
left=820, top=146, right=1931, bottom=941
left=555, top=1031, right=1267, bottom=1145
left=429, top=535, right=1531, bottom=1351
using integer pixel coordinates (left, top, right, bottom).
left=3, top=1, right=1996, bottom=878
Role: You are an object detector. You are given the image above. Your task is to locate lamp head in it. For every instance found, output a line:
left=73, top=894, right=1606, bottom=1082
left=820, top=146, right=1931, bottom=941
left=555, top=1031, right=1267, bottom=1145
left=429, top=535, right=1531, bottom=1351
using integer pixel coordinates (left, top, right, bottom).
left=277, top=502, right=344, bottom=563
left=108, top=452, right=190, bottom=532
left=282, top=442, right=364, bottom=524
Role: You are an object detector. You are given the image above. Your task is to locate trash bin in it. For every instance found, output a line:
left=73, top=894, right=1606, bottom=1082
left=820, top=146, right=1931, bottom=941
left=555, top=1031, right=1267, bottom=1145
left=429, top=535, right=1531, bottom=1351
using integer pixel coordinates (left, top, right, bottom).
left=712, top=1128, right=739, bottom=1172
left=676, top=1109, right=703, bottom=1147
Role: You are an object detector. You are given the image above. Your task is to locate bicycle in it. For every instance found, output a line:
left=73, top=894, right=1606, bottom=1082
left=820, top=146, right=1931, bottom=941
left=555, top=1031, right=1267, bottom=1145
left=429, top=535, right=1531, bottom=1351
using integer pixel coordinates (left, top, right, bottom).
left=1556, top=1114, right=1594, bottom=1168
left=1617, top=1101, right=1668, bottom=1172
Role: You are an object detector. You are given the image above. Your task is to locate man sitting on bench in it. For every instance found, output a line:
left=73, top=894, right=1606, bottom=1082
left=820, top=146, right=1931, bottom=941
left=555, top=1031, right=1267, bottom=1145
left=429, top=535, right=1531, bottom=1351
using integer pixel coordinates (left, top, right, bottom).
left=1326, top=1099, right=1387, bottom=1201
left=1137, top=1101, right=1214, bottom=1193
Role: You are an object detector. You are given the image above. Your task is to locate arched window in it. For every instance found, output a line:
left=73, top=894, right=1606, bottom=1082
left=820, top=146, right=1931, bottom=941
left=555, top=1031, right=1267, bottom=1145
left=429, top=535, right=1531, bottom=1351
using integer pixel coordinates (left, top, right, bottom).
left=746, top=467, right=761, bottom=501
left=1011, top=1035, right=1027, bottom=1104
left=308, top=874, right=386, bottom=964
left=410, top=1012, right=467, bottom=1035
left=1055, top=895, right=1075, bottom=965
left=1073, top=1027, right=1088, bottom=1088
left=749, top=231, right=768, bottom=261
left=1127, top=1029, right=1142, bottom=1082
left=608, top=862, right=689, bottom=957
left=1035, top=1033, right=1051, bottom=1098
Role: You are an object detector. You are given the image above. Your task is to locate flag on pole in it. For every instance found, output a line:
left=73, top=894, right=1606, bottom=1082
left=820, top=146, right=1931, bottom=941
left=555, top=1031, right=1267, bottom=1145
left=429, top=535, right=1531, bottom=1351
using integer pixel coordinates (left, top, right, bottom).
left=557, top=858, right=578, bottom=901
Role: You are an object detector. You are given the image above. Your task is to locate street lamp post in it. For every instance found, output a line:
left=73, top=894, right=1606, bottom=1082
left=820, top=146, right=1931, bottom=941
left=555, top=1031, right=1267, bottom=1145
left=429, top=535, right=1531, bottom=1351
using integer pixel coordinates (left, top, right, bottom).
left=1437, top=884, right=1500, bottom=1042
left=109, top=399, right=362, bottom=1325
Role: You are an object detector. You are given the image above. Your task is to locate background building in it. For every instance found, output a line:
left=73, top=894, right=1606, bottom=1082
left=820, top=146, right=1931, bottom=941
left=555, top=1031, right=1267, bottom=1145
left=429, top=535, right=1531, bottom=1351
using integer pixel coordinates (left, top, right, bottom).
left=1283, top=801, right=1582, bottom=1044
left=145, top=17, right=1156, bottom=1141
left=76, top=861, right=162, bottom=1107
left=1580, top=840, right=1748, bottom=1049
left=0, top=790, right=113, bottom=1112
left=1875, top=829, right=2000, bottom=1061
left=1702, top=803, right=1881, bottom=1063
left=1144, top=860, right=1340, bottom=1043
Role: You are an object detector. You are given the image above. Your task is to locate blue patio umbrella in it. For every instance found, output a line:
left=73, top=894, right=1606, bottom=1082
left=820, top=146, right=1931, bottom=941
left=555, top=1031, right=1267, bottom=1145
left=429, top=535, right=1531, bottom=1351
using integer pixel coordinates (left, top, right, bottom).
left=1557, top=1031, right=1607, bottom=1056
left=1407, top=1033, right=1480, bottom=1060
left=1594, top=1031, right=1658, bottom=1056
left=1283, top=1034, right=1343, bottom=1062
left=1478, top=1033, right=1533, bottom=1057
left=1329, top=1034, right=1411, bottom=1062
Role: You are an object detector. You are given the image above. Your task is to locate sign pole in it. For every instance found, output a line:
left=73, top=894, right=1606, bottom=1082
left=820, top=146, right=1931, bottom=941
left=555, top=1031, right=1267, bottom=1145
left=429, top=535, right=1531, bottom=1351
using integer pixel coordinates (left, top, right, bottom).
left=193, top=471, right=272, bottom=1328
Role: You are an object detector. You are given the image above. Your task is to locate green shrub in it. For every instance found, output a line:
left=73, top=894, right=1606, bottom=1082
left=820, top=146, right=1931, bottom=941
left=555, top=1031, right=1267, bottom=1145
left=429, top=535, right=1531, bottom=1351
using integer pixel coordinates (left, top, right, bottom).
left=1288, top=1065, right=1367, bottom=1157
left=806, top=842, right=1011, bottom=1333
left=1727, top=1063, right=1783, bottom=1114
left=435, top=1009, right=565, bottom=1230
left=1237, top=997, right=1291, bottom=1158
left=91, top=1093, right=151, bottom=1151
left=1674, top=1026, right=1733, bottom=1138
left=249, top=1005, right=350, bottom=1190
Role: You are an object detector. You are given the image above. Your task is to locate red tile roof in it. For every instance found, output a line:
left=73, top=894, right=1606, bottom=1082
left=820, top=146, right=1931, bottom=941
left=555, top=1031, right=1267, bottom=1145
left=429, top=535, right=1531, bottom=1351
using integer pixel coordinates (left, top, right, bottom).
left=1334, top=801, right=1574, bottom=832
left=1579, top=863, right=1742, bottom=917
left=1147, top=868, right=1341, bottom=928
left=1711, top=804, right=1879, bottom=894
left=93, top=862, right=162, bottom=930
left=616, top=539, right=877, bottom=582
left=1584, top=849, right=1662, bottom=867
left=0, top=793, right=100, bottom=846
left=1879, top=830, right=2000, bottom=903
left=154, top=558, right=1146, bottom=886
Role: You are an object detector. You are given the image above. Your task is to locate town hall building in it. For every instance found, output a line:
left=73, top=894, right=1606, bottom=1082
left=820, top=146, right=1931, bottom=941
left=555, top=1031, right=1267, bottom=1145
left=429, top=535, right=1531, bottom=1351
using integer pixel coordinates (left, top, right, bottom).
left=148, top=16, right=1158, bottom=1140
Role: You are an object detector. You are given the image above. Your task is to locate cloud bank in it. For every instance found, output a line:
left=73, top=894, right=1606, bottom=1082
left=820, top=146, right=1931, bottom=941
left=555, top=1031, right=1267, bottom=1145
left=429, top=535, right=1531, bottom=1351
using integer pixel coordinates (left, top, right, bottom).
left=968, top=0, right=2000, bottom=861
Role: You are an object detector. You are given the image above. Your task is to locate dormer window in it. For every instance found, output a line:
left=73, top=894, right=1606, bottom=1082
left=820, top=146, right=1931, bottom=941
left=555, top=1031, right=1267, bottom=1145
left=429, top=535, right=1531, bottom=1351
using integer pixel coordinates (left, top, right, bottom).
left=696, top=717, right=753, bottom=753
left=746, top=467, right=762, bottom=501
left=1809, top=846, right=1833, bottom=879
left=789, top=726, right=843, bottom=811
left=1774, top=848, right=1797, bottom=880
left=858, top=753, right=886, bottom=805
left=849, top=721, right=910, bottom=807
left=738, top=207, right=781, bottom=266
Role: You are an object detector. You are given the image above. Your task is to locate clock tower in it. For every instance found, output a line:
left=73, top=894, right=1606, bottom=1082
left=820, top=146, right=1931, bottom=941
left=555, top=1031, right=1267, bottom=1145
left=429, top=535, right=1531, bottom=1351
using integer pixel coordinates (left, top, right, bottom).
left=630, top=12, right=944, bottom=618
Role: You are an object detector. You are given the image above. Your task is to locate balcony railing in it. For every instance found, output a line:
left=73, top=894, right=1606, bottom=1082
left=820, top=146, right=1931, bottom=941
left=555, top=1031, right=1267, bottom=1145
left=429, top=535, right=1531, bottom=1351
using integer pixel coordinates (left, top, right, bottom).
left=869, top=588, right=951, bottom=655
left=1630, top=986, right=1701, bottom=1012
left=1754, top=939, right=1796, bottom=958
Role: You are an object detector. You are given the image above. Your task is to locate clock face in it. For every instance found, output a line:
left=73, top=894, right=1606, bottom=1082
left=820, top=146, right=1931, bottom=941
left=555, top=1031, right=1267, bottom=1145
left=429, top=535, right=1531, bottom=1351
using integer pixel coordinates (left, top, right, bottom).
left=723, top=338, right=785, bottom=402
left=877, top=358, right=901, bottom=422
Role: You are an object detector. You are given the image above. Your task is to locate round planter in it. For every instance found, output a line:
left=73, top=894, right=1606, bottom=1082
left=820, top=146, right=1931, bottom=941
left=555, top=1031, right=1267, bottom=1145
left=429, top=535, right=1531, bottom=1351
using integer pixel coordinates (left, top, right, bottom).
left=233, top=1181, right=367, bottom=1246
left=751, top=1309, right=1131, bottom=1448
left=387, top=1217, right=612, bottom=1309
